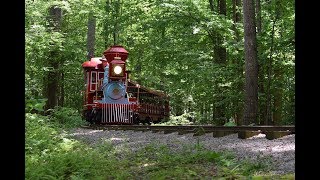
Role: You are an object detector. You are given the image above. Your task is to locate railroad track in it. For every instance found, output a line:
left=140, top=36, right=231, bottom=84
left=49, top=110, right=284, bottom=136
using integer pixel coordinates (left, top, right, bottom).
left=82, top=125, right=295, bottom=140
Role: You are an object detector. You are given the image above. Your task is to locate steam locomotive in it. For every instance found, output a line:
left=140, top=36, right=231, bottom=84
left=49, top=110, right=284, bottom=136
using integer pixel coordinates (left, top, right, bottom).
left=82, top=45, right=170, bottom=124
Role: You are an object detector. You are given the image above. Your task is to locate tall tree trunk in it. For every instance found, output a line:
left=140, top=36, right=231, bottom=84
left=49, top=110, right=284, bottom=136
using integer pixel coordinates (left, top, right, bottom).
left=265, top=18, right=276, bottom=125
left=209, top=0, right=215, bottom=12
left=104, top=0, right=111, bottom=48
left=258, top=63, right=267, bottom=125
left=58, top=72, right=64, bottom=107
left=209, top=0, right=228, bottom=125
left=255, top=0, right=261, bottom=33
left=272, top=0, right=283, bottom=125
left=87, top=11, right=96, bottom=59
left=232, top=0, right=242, bottom=40
left=45, top=5, right=62, bottom=111
left=233, top=0, right=242, bottom=23
left=46, top=58, right=59, bottom=110
left=113, top=0, right=121, bottom=45
left=214, top=0, right=227, bottom=64
left=232, top=0, right=243, bottom=125
left=273, top=65, right=283, bottom=125
left=242, top=0, right=258, bottom=125
left=255, top=0, right=266, bottom=125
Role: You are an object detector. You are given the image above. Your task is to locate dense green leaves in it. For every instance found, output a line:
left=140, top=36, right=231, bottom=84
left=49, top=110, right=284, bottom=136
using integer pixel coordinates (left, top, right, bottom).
left=26, top=0, right=294, bottom=124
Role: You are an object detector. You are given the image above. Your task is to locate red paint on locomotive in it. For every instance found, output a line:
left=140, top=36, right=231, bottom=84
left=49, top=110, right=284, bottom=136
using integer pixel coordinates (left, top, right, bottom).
left=82, top=45, right=170, bottom=124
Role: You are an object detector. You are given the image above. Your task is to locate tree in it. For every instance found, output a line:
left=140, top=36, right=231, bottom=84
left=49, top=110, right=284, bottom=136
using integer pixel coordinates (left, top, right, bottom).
left=25, top=0, right=294, bottom=125
left=215, top=0, right=227, bottom=64
left=232, top=0, right=243, bottom=125
left=256, top=0, right=268, bottom=125
left=44, top=4, right=63, bottom=111
left=87, top=11, right=96, bottom=59
left=242, top=0, right=258, bottom=125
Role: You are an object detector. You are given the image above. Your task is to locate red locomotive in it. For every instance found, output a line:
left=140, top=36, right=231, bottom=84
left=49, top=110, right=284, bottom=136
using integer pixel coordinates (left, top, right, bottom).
left=82, top=45, right=170, bottom=124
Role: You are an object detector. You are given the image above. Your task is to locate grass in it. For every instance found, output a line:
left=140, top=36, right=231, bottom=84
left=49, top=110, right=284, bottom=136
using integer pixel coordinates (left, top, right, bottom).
left=26, top=113, right=294, bottom=179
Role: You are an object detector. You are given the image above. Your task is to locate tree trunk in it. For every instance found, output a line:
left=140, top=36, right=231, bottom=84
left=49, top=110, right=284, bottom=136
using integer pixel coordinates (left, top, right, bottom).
left=46, top=59, right=59, bottom=110
left=272, top=0, right=283, bottom=125
left=208, top=0, right=227, bottom=125
left=242, top=0, right=258, bottom=125
left=113, top=0, right=121, bottom=45
left=104, top=0, right=111, bottom=48
left=273, top=66, right=283, bottom=125
left=265, top=18, right=276, bottom=125
left=209, top=0, right=215, bottom=12
left=255, top=0, right=266, bottom=125
left=87, top=11, right=96, bottom=59
left=45, top=5, right=62, bottom=111
left=234, top=0, right=242, bottom=23
left=255, top=0, right=261, bottom=33
left=232, top=0, right=243, bottom=125
left=258, top=65, right=267, bottom=125
left=214, top=0, right=227, bottom=64
left=58, top=72, right=64, bottom=107
left=232, top=0, right=242, bottom=40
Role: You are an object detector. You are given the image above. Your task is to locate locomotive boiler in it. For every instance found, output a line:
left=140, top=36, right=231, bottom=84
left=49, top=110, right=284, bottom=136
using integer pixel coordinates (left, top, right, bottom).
left=82, top=45, right=169, bottom=124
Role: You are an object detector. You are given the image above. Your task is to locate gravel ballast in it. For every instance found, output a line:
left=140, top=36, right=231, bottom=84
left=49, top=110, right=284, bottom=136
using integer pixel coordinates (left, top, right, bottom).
left=66, top=128, right=295, bottom=175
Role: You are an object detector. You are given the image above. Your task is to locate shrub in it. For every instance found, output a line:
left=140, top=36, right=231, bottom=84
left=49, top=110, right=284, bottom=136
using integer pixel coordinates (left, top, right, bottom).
left=25, top=98, right=47, bottom=113
left=49, top=106, right=87, bottom=128
left=25, top=113, right=125, bottom=180
left=25, top=113, right=61, bottom=155
left=156, top=112, right=194, bottom=125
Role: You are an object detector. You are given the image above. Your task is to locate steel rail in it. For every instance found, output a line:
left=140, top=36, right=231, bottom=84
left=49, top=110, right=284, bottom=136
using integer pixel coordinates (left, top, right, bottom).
left=84, top=125, right=295, bottom=133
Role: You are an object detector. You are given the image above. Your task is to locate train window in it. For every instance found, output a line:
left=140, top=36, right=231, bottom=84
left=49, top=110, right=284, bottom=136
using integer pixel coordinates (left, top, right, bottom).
left=91, top=71, right=97, bottom=83
left=99, top=72, right=104, bottom=79
left=98, top=72, right=104, bottom=86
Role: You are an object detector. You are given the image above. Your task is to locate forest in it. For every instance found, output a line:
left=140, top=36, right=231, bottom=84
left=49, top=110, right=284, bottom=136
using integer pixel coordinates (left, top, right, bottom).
left=25, top=0, right=295, bottom=179
left=26, top=0, right=294, bottom=126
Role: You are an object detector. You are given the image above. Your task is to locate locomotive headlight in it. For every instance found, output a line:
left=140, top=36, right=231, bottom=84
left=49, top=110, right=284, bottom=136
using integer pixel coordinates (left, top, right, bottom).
left=113, top=65, right=123, bottom=75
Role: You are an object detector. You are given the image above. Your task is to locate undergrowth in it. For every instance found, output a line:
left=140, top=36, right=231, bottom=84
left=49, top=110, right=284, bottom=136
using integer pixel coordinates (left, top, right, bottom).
left=155, top=113, right=194, bottom=125
left=26, top=113, right=293, bottom=179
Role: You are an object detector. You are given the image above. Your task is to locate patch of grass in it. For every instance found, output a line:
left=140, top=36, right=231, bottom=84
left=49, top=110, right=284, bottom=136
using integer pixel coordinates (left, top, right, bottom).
left=250, top=173, right=295, bottom=179
left=121, top=144, right=273, bottom=179
left=26, top=113, right=291, bottom=179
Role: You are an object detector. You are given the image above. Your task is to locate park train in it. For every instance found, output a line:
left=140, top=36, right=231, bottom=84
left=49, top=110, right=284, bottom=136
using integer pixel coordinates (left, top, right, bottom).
left=82, top=45, right=170, bottom=124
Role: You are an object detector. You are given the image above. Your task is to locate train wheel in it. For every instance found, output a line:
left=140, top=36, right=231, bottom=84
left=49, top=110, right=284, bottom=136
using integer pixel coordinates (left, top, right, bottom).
left=145, top=117, right=152, bottom=125
left=133, top=114, right=140, bottom=124
left=93, top=109, right=102, bottom=124
left=85, top=110, right=94, bottom=124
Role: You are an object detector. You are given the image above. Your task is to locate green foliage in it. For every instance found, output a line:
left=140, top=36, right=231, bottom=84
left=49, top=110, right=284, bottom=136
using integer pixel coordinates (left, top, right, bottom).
left=241, top=159, right=272, bottom=176
left=224, top=120, right=237, bottom=126
left=25, top=113, right=60, bottom=155
left=125, top=143, right=272, bottom=179
left=156, top=113, right=194, bottom=125
left=26, top=113, right=288, bottom=179
left=49, top=107, right=86, bottom=128
left=25, top=0, right=295, bottom=125
left=26, top=113, right=129, bottom=179
left=25, top=98, right=47, bottom=113
left=26, top=146, right=119, bottom=180
left=252, top=174, right=295, bottom=179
